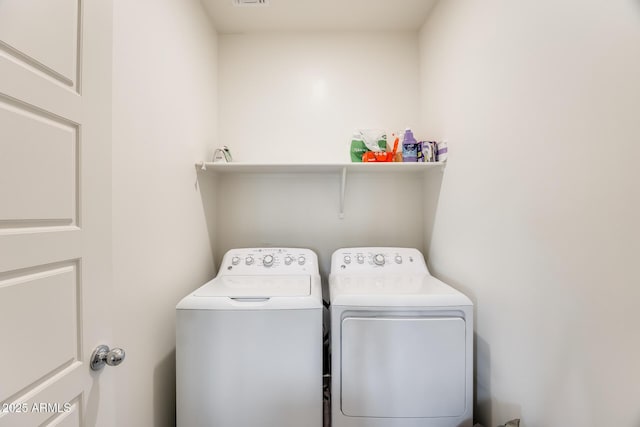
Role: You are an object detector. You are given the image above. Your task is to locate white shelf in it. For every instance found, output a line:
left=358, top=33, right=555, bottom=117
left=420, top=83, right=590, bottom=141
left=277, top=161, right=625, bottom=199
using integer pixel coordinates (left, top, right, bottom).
left=195, top=161, right=446, bottom=219
left=196, top=161, right=445, bottom=174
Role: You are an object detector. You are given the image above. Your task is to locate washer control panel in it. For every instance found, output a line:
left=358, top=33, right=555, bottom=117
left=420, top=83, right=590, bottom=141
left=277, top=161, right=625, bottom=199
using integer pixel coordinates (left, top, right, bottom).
left=220, top=248, right=316, bottom=275
left=331, top=247, right=428, bottom=274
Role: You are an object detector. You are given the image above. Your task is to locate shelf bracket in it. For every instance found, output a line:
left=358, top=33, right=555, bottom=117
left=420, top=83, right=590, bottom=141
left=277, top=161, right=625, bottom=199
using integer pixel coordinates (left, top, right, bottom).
left=339, top=166, right=347, bottom=219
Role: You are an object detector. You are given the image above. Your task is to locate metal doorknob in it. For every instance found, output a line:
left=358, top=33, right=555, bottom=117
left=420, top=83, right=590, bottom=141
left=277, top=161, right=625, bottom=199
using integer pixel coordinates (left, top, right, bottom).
left=90, top=345, right=126, bottom=371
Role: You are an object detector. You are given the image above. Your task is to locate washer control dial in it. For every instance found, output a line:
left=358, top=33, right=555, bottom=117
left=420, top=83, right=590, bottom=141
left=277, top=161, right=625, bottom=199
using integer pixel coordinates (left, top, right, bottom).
left=344, top=255, right=351, bottom=264
left=245, top=256, right=254, bottom=266
left=395, top=255, right=403, bottom=264
left=231, top=256, right=240, bottom=266
left=356, top=254, right=365, bottom=264
left=298, top=256, right=306, bottom=265
left=373, top=253, right=385, bottom=266
left=284, top=256, right=293, bottom=265
left=263, top=255, right=274, bottom=267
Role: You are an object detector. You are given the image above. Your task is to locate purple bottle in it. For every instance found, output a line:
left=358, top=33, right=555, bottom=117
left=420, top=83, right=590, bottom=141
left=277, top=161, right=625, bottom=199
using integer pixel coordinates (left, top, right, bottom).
left=402, top=128, right=418, bottom=162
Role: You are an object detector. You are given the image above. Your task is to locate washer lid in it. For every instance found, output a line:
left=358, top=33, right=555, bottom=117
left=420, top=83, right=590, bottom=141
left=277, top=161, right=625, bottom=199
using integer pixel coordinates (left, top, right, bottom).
left=193, top=275, right=311, bottom=298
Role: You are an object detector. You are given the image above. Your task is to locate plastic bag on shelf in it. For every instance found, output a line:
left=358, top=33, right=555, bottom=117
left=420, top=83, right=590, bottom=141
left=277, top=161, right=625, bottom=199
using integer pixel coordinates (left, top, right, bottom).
left=350, top=129, right=387, bottom=162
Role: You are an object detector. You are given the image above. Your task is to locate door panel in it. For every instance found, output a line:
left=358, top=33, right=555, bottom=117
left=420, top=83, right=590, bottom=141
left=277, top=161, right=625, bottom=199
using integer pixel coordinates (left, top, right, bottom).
left=341, top=316, right=467, bottom=418
left=0, top=0, right=79, bottom=87
left=0, top=365, right=83, bottom=427
left=0, top=97, right=78, bottom=227
left=0, top=263, right=79, bottom=402
left=0, top=1, right=113, bottom=426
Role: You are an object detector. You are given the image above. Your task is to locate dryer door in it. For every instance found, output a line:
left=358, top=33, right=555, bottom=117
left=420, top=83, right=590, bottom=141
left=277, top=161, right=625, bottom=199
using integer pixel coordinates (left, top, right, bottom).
left=341, top=316, right=466, bottom=418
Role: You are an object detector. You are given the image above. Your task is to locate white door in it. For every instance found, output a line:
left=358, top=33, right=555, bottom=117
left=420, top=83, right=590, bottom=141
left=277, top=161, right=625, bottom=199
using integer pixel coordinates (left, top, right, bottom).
left=0, top=1, right=114, bottom=426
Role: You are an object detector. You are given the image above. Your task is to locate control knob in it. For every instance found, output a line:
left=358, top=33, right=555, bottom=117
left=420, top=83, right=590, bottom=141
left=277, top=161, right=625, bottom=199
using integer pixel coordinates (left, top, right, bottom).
left=245, top=256, right=254, bottom=265
left=263, top=255, right=274, bottom=267
left=298, top=256, right=306, bottom=265
left=231, top=256, right=240, bottom=266
left=373, top=253, right=385, bottom=266
left=284, top=256, right=293, bottom=265
left=395, top=255, right=403, bottom=264
left=356, top=254, right=365, bottom=264
left=344, top=255, right=351, bottom=264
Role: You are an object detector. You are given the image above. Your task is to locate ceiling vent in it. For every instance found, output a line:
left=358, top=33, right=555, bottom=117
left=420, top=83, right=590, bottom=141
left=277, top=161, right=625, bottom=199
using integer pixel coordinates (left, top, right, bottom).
left=232, top=0, right=269, bottom=6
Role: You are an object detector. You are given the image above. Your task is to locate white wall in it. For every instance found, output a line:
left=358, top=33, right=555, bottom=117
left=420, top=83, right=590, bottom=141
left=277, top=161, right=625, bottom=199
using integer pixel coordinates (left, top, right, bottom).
left=215, top=171, right=428, bottom=278
left=216, top=32, right=430, bottom=273
left=418, top=1, right=640, bottom=426
left=218, top=31, right=420, bottom=163
left=112, top=0, right=218, bottom=425
left=214, top=31, right=427, bottom=276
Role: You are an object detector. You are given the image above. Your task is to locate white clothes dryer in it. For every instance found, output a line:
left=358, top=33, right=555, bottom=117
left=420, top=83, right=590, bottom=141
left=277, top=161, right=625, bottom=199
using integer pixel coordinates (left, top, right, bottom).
left=329, top=248, right=473, bottom=427
left=177, top=248, right=323, bottom=427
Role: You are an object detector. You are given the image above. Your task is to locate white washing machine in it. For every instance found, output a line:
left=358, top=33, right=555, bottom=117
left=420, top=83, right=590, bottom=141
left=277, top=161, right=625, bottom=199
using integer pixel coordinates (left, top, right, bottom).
left=176, top=247, right=323, bottom=427
left=329, top=247, right=473, bottom=427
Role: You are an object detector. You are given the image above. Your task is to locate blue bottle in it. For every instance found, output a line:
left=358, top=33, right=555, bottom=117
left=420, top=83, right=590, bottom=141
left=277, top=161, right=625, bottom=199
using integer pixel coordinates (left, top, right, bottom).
left=402, top=128, right=418, bottom=162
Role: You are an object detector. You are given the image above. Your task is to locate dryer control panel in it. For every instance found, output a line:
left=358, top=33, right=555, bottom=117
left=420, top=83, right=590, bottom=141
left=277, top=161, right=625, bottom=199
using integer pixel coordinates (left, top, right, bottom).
left=220, top=247, right=318, bottom=276
left=331, top=247, right=428, bottom=274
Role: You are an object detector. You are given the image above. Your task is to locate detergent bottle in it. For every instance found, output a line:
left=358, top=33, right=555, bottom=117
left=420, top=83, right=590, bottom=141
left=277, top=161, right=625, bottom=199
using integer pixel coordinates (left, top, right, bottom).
left=402, top=128, right=418, bottom=162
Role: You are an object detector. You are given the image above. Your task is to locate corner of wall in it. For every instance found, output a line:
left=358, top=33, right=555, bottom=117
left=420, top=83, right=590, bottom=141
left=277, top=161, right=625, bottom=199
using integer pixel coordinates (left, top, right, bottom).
left=415, top=1, right=640, bottom=426
left=112, top=0, right=220, bottom=425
